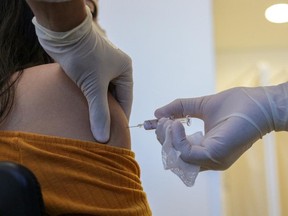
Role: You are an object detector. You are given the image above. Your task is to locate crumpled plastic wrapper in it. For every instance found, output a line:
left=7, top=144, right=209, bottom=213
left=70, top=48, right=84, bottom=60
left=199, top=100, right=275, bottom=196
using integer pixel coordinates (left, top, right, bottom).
left=162, top=127, right=203, bottom=187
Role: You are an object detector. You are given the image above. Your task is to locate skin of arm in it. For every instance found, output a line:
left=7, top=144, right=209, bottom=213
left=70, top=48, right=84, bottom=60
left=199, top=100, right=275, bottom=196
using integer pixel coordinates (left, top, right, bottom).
left=0, top=63, right=131, bottom=149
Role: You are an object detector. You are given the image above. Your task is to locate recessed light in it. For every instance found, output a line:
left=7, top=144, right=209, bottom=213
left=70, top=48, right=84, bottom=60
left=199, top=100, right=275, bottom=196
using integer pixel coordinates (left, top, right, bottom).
left=265, top=3, right=288, bottom=23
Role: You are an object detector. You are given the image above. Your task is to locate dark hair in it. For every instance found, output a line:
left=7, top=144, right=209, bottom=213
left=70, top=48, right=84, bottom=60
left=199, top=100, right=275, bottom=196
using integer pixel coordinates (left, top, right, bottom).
left=0, top=0, right=53, bottom=121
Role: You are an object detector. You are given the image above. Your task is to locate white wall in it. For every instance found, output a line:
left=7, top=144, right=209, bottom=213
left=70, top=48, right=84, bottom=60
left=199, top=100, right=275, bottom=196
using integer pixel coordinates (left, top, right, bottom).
left=99, top=1, right=221, bottom=215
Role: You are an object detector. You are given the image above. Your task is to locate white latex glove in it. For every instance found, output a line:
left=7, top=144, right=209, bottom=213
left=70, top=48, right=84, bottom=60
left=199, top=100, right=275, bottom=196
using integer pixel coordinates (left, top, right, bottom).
left=32, top=8, right=133, bottom=143
left=155, top=83, right=288, bottom=170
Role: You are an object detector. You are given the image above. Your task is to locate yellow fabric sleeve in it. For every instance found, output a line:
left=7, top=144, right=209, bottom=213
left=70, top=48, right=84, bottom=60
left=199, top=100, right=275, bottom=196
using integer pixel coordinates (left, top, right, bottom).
left=0, top=131, right=152, bottom=216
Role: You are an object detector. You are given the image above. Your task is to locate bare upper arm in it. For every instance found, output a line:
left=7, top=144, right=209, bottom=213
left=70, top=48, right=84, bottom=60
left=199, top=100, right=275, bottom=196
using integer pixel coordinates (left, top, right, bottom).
left=0, top=64, right=131, bottom=149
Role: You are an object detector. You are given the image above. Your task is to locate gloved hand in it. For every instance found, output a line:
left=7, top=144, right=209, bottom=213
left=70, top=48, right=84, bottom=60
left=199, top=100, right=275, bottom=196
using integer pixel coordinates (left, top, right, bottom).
left=155, top=83, right=288, bottom=171
left=32, top=7, right=133, bottom=143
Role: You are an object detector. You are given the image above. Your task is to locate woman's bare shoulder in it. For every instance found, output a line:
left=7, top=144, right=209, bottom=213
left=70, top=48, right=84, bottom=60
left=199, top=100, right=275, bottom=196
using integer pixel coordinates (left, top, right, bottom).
left=0, top=63, right=131, bottom=148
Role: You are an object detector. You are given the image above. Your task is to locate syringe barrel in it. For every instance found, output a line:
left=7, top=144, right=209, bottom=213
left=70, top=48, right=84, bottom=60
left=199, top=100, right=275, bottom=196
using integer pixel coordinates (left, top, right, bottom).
left=143, top=119, right=158, bottom=130
left=142, top=117, right=190, bottom=130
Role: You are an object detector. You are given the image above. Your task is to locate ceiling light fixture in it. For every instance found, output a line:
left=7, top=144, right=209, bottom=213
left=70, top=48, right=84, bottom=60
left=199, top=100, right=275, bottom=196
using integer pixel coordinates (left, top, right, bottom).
left=265, top=3, right=288, bottom=23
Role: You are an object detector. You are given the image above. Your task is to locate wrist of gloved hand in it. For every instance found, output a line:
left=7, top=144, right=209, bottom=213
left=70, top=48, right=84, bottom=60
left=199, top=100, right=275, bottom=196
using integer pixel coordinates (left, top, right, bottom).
left=264, top=82, right=288, bottom=132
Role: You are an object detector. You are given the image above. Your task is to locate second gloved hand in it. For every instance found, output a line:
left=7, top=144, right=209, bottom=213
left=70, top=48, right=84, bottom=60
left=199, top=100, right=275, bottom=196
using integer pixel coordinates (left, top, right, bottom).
left=155, top=83, right=288, bottom=170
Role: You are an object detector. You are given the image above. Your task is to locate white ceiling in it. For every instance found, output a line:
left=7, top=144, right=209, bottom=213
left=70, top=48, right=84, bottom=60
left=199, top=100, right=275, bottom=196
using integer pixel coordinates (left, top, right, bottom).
left=214, top=0, right=288, bottom=52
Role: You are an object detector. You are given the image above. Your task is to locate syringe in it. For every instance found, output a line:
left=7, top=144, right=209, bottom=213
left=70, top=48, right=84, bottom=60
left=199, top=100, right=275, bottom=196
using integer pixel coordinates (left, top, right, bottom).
left=129, top=116, right=191, bottom=130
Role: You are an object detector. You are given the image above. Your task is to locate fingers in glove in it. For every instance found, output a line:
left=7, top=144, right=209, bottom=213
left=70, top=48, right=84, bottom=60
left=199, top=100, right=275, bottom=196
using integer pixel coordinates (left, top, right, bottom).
left=174, top=117, right=259, bottom=171
left=155, top=118, right=174, bottom=144
left=154, top=97, right=207, bottom=120
left=88, top=94, right=111, bottom=143
left=169, top=121, right=214, bottom=165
